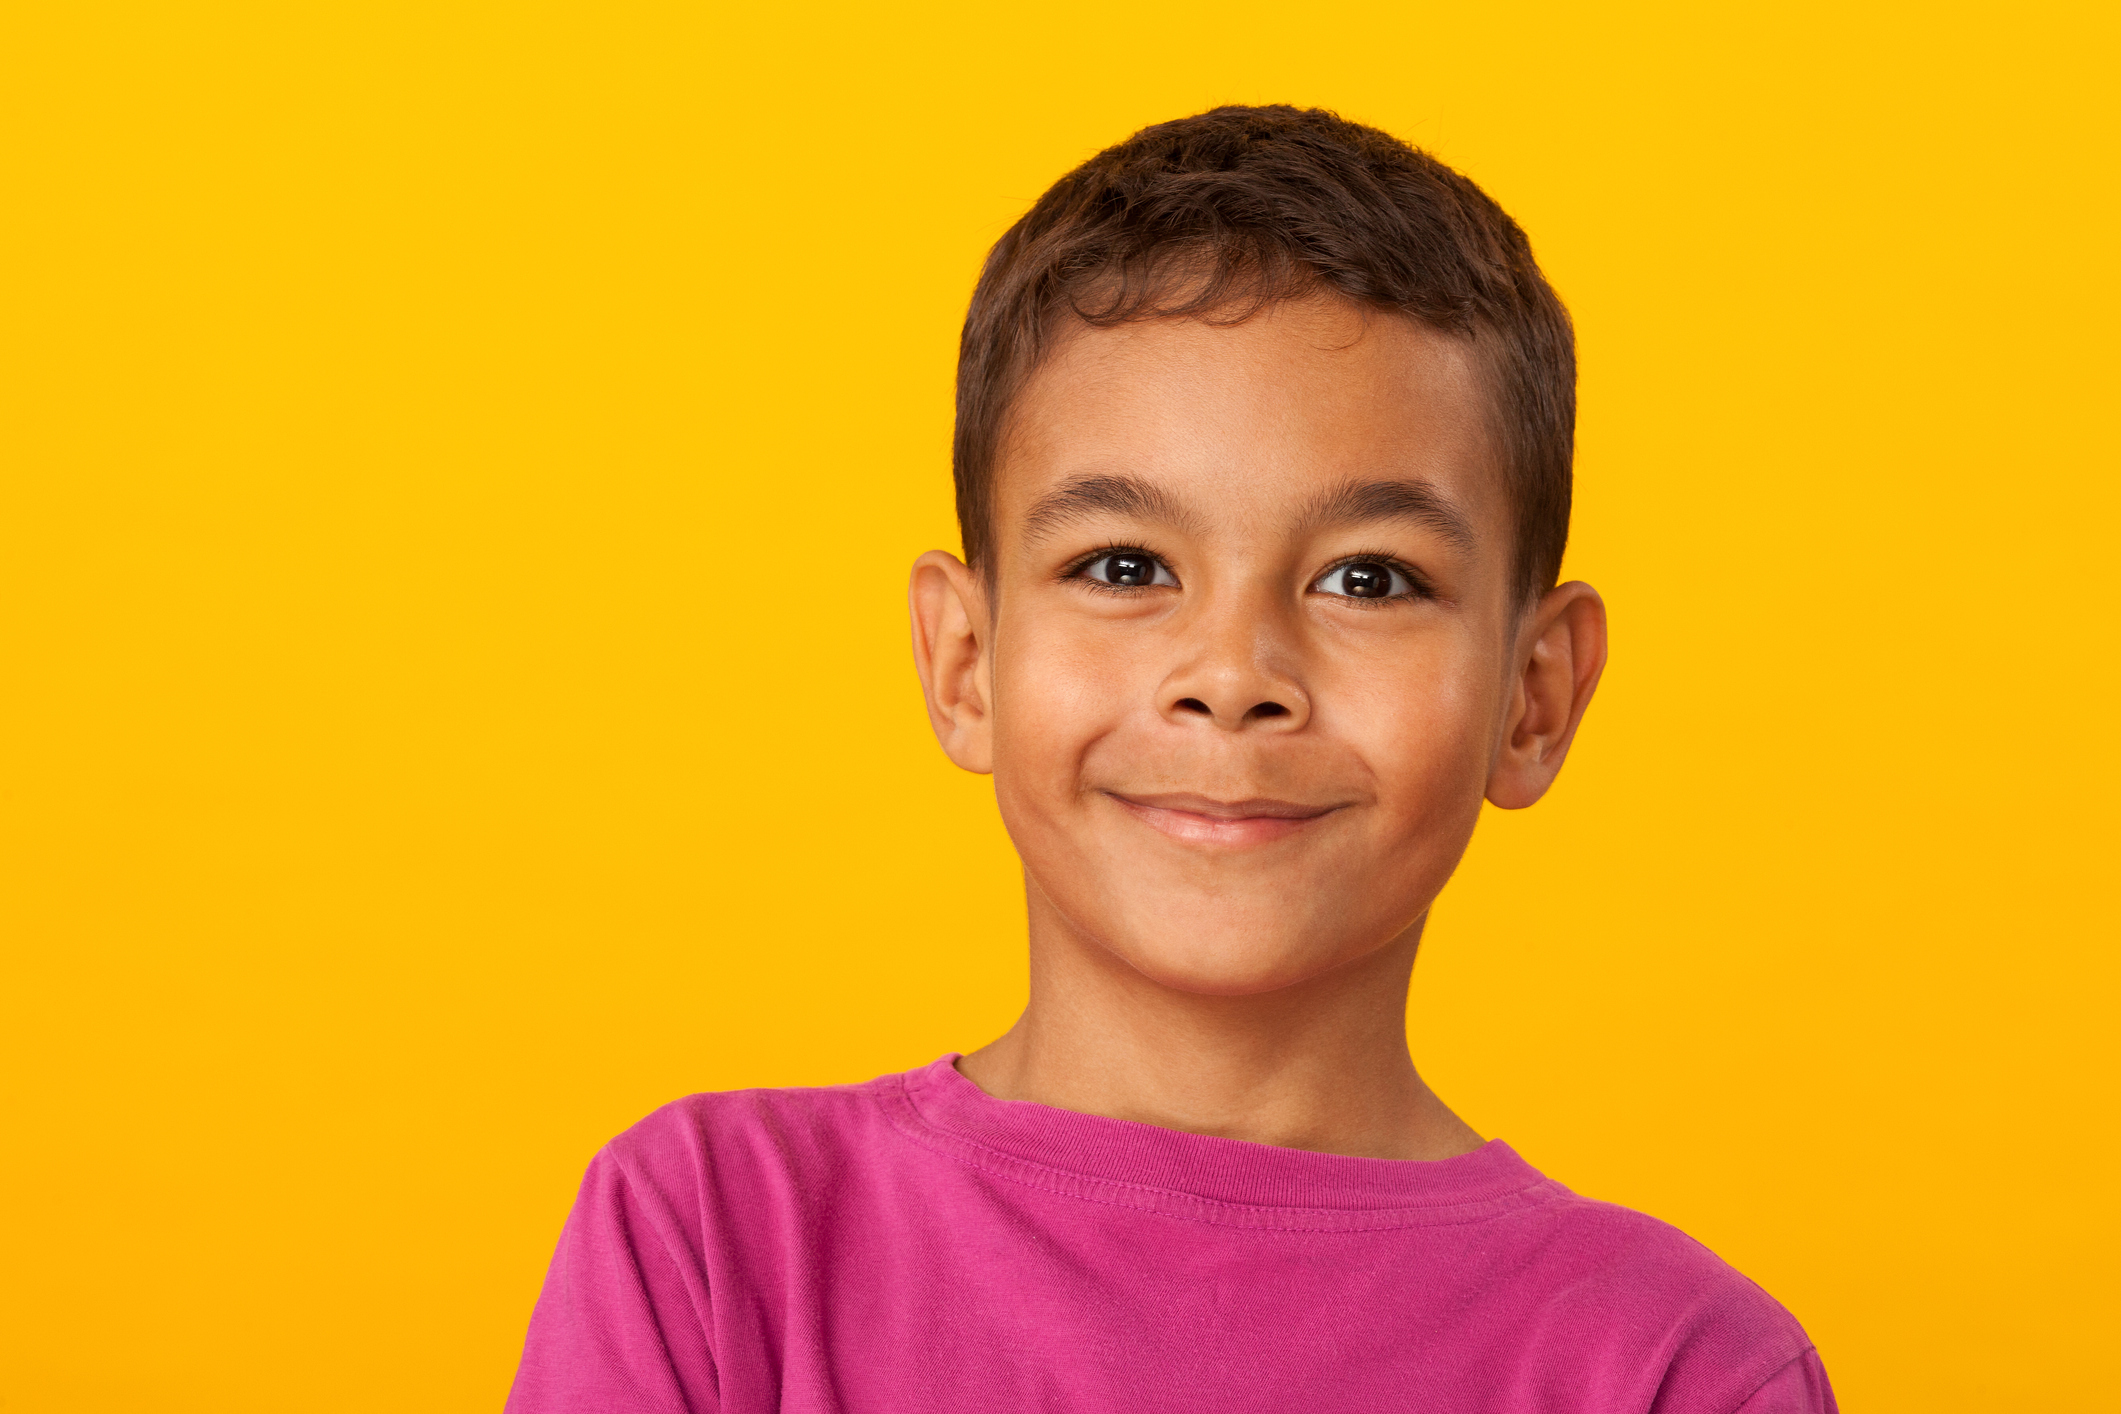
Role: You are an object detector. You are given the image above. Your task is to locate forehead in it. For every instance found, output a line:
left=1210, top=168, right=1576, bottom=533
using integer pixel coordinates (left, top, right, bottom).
left=996, top=296, right=1506, bottom=539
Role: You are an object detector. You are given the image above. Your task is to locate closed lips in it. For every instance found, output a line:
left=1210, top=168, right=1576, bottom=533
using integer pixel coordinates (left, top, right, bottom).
left=1105, top=792, right=1345, bottom=846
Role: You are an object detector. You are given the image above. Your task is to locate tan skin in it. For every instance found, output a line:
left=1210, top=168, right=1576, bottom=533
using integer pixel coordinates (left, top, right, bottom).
left=910, top=294, right=1607, bottom=1162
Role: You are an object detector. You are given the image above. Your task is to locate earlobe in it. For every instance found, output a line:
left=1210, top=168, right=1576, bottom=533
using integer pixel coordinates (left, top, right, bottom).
left=908, top=550, right=995, bottom=775
left=1485, top=581, right=1608, bottom=810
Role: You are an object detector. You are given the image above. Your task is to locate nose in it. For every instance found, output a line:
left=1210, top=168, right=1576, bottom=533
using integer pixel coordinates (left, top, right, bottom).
left=1156, top=600, right=1310, bottom=732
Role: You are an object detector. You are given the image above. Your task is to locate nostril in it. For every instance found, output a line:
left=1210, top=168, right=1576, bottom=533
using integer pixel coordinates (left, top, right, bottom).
left=1176, top=698, right=1212, bottom=715
left=1249, top=702, right=1290, bottom=719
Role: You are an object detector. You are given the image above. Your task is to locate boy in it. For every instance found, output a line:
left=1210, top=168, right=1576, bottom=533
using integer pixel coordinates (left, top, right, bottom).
left=507, top=106, right=1833, bottom=1412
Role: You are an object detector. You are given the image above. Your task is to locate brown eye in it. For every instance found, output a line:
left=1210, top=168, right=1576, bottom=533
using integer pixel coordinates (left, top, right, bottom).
left=1082, top=552, right=1177, bottom=588
left=1342, top=563, right=1390, bottom=597
left=1106, top=553, right=1154, bottom=585
left=1314, top=560, right=1411, bottom=599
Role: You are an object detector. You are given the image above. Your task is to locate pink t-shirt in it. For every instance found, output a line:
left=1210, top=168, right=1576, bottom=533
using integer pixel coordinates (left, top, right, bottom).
left=508, top=1057, right=1833, bottom=1413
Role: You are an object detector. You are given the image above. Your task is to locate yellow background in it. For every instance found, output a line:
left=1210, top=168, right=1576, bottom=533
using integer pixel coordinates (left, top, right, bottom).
left=3, top=2, right=2114, bottom=1409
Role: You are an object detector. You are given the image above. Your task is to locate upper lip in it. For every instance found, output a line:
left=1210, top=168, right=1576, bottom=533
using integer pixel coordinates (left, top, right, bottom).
left=1107, top=792, right=1341, bottom=821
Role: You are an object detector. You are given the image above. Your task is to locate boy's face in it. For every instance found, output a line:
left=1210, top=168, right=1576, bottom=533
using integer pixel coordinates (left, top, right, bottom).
left=912, top=295, right=1604, bottom=997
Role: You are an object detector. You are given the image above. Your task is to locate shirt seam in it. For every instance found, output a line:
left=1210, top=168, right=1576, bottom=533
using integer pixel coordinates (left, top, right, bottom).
left=1724, top=1346, right=1820, bottom=1414
left=588, top=1142, right=723, bottom=1411
left=878, top=1073, right=1567, bottom=1232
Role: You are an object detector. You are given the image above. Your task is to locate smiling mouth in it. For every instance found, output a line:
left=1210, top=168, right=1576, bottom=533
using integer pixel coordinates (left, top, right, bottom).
left=1105, top=791, right=1344, bottom=848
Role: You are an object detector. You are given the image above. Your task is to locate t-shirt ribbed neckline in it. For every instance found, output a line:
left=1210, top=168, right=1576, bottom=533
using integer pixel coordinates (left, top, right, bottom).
left=879, top=1054, right=1566, bottom=1232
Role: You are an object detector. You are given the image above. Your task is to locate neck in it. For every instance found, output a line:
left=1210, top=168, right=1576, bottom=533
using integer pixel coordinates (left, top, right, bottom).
left=957, top=884, right=1484, bottom=1162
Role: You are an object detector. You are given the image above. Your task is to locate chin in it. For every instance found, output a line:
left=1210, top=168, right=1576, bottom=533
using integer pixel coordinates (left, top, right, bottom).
left=1120, top=951, right=1338, bottom=997
left=1098, top=903, right=1383, bottom=997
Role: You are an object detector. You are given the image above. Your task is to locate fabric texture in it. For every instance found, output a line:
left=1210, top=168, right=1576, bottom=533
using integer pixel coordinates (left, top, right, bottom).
left=507, top=1056, right=1833, bottom=1413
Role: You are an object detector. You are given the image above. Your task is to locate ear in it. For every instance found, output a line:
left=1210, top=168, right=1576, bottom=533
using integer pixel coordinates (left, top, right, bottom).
left=1486, top=581, right=1608, bottom=810
left=909, top=550, right=995, bottom=774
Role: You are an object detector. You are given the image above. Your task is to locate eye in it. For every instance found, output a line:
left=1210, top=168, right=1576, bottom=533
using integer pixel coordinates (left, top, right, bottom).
left=1078, top=551, right=1178, bottom=589
left=1313, top=559, right=1416, bottom=600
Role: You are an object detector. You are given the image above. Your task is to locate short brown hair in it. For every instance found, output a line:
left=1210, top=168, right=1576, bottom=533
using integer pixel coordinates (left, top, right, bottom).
left=953, top=105, right=1575, bottom=602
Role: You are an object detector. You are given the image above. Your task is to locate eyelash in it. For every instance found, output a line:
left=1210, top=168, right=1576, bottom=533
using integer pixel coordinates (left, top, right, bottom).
left=1062, top=546, right=1435, bottom=602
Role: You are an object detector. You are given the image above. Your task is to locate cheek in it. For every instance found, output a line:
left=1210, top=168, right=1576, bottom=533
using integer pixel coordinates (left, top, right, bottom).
left=988, top=611, right=1137, bottom=796
left=1326, top=632, right=1500, bottom=826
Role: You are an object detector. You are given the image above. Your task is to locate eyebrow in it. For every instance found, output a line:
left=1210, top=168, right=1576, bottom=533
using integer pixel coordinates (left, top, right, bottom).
left=1021, top=473, right=1202, bottom=544
left=1297, top=478, right=1477, bottom=552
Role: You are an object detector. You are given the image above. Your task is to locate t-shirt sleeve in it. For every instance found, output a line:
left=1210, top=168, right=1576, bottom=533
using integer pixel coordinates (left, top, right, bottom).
left=1730, top=1349, right=1837, bottom=1414
left=1640, top=1265, right=1836, bottom=1414
left=505, top=1144, right=719, bottom=1414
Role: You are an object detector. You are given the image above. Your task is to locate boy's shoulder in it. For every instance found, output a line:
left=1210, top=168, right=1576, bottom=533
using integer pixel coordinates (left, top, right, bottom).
left=1532, top=1183, right=1785, bottom=1287
left=592, top=1065, right=907, bottom=1192
left=1492, top=1186, right=1819, bottom=1405
left=1526, top=1186, right=1810, bottom=1330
